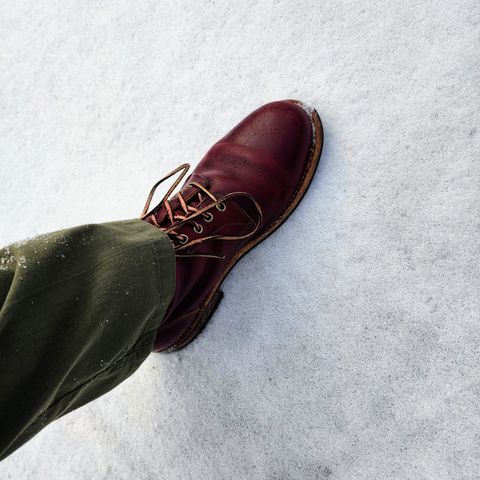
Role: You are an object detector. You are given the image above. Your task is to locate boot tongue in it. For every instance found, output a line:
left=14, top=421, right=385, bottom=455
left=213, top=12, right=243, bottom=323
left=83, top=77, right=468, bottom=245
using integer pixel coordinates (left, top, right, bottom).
left=153, top=172, right=210, bottom=227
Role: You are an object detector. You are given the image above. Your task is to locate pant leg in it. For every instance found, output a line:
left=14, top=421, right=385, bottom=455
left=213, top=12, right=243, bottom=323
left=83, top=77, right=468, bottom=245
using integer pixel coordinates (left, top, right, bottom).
left=0, top=219, right=175, bottom=461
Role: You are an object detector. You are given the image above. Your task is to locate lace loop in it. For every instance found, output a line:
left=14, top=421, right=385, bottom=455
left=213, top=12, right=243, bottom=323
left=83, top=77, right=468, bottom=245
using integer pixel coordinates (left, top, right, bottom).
left=203, top=212, right=214, bottom=222
left=141, top=164, right=263, bottom=259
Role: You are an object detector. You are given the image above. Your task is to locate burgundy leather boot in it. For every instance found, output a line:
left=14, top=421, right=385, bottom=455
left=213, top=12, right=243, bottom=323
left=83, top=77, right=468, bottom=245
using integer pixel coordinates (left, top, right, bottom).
left=142, top=100, right=323, bottom=352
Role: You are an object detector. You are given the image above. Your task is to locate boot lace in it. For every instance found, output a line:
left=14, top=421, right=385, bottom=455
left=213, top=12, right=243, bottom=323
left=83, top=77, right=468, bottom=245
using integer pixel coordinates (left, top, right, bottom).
left=140, top=164, right=263, bottom=259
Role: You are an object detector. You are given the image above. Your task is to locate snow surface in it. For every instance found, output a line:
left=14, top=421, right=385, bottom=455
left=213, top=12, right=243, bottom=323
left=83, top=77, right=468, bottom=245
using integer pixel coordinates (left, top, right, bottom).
left=1, top=1, right=479, bottom=478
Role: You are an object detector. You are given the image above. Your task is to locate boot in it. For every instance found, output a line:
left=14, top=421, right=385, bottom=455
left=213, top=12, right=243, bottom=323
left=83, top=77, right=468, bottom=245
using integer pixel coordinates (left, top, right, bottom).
left=141, top=100, right=323, bottom=352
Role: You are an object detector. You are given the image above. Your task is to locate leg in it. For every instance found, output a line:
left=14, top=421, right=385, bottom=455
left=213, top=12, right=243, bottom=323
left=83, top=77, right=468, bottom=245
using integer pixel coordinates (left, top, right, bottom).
left=0, top=219, right=175, bottom=461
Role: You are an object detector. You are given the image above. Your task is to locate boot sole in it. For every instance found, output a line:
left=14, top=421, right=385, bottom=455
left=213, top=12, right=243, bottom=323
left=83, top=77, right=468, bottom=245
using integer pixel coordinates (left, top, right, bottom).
left=163, top=101, right=324, bottom=352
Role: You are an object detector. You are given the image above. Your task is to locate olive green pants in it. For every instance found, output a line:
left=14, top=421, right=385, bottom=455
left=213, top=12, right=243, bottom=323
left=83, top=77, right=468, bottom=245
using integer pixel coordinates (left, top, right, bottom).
left=0, top=220, right=175, bottom=461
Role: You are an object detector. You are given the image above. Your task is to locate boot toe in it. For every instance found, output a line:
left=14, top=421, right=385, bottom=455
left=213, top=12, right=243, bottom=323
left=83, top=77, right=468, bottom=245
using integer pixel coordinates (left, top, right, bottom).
left=222, top=100, right=313, bottom=170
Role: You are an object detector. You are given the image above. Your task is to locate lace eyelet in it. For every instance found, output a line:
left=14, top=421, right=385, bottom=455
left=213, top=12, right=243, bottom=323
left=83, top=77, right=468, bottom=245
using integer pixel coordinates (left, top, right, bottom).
left=177, top=234, right=189, bottom=245
left=203, top=212, right=214, bottom=222
left=216, top=202, right=226, bottom=212
left=193, top=224, right=203, bottom=234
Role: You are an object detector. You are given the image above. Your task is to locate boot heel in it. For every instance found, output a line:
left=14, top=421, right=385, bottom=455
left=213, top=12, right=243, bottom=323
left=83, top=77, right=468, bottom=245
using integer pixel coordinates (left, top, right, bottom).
left=197, top=290, right=224, bottom=334
left=209, top=290, right=224, bottom=316
left=168, top=290, right=224, bottom=351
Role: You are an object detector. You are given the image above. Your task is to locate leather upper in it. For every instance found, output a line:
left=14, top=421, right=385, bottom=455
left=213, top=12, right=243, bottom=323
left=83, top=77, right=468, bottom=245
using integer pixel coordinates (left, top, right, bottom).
left=148, top=100, right=313, bottom=351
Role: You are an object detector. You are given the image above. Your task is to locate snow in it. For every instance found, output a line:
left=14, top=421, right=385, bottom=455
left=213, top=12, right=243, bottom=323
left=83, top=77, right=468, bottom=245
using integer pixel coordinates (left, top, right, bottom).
left=0, top=0, right=479, bottom=478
